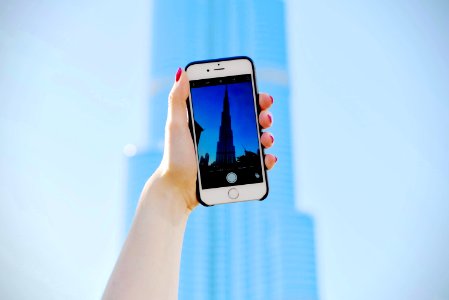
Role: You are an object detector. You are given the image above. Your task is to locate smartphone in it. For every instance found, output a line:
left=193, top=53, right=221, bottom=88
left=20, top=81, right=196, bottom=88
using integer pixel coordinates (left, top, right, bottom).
left=185, top=56, right=269, bottom=206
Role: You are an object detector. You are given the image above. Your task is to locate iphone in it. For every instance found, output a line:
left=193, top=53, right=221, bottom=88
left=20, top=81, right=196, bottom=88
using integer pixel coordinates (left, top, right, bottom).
left=186, top=56, right=269, bottom=206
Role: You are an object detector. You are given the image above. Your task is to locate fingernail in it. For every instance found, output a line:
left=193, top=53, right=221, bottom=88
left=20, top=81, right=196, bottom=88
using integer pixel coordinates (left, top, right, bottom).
left=275, top=156, right=278, bottom=162
left=175, top=67, right=182, bottom=82
left=267, top=113, right=272, bottom=123
left=270, top=135, right=274, bottom=143
left=270, top=95, right=274, bottom=104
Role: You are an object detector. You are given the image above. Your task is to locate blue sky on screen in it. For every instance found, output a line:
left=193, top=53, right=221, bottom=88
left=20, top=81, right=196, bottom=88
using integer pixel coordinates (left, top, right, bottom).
left=191, top=81, right=259, bottom=162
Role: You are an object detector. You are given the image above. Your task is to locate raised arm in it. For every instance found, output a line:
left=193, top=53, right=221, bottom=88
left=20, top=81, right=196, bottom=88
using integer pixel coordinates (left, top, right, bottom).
left=102, top=68, right=277, bottom=300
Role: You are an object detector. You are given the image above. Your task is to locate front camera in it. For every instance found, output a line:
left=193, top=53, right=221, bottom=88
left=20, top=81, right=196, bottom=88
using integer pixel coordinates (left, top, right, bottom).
left=207, top=69, right=209, bottom=72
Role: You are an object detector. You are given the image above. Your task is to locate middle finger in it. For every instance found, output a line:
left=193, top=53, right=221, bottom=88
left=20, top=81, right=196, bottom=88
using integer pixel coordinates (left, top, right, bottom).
left=259, top=110, right=273, bottom=129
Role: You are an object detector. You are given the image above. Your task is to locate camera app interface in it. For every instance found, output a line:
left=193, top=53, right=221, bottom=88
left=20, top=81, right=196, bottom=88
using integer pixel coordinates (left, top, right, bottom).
left=190, top=74, right=263, bottom=189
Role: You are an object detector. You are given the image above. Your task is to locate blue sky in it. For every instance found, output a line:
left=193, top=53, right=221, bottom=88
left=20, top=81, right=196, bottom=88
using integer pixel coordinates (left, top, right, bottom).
left=286, top=1, right=449, bottom=299
left=191, top=82, right=259, bottom=162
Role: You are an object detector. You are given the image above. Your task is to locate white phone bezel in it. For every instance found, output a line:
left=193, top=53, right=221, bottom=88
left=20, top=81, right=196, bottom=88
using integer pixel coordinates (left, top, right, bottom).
left=186, top=58, right=267, bottom=205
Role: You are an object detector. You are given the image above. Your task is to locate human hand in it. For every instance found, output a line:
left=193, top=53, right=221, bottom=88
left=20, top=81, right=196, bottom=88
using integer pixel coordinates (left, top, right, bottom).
left=148, top=68, right=277, bottom=214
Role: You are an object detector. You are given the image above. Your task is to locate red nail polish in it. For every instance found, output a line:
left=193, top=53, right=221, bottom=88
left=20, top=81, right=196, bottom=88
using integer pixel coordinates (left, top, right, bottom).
left=175, top=67, right=182, bottom=82
left=275, top=156, right=278, bottom=162
left=267, top=114, right=272, bottom=123
left=270, top=135, right=274, bottom=143
left=270, top=95, right=274, bottom=104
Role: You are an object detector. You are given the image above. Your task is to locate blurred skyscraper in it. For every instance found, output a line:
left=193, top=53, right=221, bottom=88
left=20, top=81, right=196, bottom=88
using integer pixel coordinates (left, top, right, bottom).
left=126, top=0, right=319, bottom=299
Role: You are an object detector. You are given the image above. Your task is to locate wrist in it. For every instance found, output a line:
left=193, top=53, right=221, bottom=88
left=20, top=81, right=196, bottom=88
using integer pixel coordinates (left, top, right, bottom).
left=137, top=171, right=192, bottom=226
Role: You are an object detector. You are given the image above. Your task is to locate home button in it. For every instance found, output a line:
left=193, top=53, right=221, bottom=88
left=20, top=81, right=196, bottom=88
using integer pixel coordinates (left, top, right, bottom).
left=228, top=188, right=239, bottom=199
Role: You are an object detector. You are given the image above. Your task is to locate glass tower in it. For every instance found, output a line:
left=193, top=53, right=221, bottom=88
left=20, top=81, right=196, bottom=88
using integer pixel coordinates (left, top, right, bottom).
left=216, top=86, right=236, bottom=166
left=126, top=0, right=319, bottom=299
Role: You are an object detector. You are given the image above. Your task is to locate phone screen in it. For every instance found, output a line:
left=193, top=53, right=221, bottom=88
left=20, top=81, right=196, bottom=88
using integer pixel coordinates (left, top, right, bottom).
left=190, top=74, right=263, bottom=189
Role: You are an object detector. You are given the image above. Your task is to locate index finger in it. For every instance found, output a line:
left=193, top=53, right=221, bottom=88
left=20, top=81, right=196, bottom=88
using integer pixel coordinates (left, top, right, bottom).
left=259, top=93, right=273, bottom=110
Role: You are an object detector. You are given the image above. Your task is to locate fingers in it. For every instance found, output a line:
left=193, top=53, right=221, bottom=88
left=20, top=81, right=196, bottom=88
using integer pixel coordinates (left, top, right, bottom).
left=264, top=154, right=277, bottom=170
left=259, top=93, right=273, bottom=110
left=260, top=132, right=274, bottom=149
left=258, top=93, right=274, bottom=129
left=261, top=132, right=276, bottom=170
left=259, top=93, right=276, bottom=169
left=167, top=68, right=190, bottom=127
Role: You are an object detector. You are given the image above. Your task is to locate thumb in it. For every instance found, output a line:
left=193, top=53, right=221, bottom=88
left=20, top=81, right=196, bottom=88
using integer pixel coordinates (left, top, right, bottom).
left=167, top=67, right=190, bottom=127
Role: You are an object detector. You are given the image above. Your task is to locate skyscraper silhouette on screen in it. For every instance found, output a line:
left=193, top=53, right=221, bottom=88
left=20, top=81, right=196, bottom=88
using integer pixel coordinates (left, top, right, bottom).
left=216, top=86, right=236, bottom=165
left=125, top=0, right=319, bottom=299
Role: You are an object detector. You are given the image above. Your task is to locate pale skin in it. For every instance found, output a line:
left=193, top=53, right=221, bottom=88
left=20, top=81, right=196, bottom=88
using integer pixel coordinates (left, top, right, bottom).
left=102, top=68, right=277, bottom=300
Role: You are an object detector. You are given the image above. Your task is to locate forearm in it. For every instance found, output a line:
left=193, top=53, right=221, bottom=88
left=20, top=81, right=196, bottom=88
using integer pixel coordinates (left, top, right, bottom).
left=103, top=172, right=190, bottom=300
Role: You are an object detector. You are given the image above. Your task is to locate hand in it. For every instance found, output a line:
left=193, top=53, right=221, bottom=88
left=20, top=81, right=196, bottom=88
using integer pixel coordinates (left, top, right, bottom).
left=149, top=68, right=277, bottom=213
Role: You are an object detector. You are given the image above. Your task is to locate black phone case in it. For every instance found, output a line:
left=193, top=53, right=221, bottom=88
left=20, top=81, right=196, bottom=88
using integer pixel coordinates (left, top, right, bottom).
left=185, top=56, right=269, bottom=206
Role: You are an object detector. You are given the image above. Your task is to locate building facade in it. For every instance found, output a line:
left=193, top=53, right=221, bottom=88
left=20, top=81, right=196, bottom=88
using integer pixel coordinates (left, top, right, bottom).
left=125, top=0, right=319, bottom=299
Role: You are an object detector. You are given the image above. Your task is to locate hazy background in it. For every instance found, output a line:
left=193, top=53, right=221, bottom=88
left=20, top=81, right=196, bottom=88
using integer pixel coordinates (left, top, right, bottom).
left=1, top=0, right=448, bottom=299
